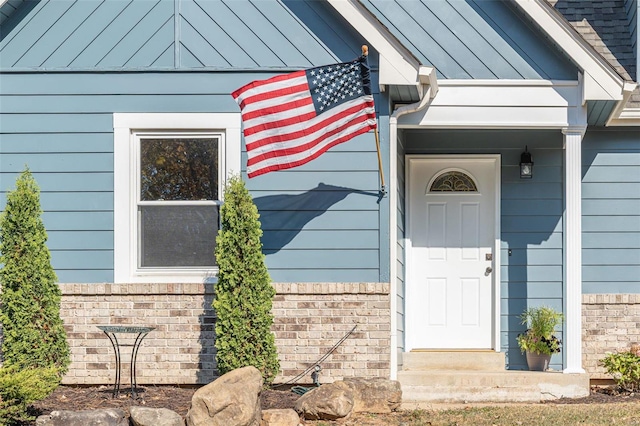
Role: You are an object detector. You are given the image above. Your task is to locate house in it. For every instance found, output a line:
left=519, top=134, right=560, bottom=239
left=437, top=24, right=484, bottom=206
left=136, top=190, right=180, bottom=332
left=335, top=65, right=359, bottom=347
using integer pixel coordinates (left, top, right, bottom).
left=0, top=0, right=638, bottom=402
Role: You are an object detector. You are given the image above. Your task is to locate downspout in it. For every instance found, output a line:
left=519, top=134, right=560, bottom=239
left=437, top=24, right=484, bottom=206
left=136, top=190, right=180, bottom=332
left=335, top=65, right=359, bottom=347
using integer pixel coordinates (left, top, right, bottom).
left=389, top=66, right=438, bottom=379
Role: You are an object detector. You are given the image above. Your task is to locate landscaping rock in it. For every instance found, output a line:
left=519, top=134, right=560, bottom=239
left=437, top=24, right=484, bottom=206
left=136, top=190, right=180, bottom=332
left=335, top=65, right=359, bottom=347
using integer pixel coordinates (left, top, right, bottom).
left=35, top=408, right=128, bottom=426
left=130, top=406, right=185, bottom=426
left=260, top=408, right=301, bottom=426
left=185, top=366, right=263, bottom=426
left=343, top=377, right=402, bottom=413
left=294, top=382, right=354, bottom=420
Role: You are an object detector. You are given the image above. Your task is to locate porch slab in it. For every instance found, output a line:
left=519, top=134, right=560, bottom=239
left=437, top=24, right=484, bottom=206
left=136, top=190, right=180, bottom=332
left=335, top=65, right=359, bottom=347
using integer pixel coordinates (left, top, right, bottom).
left=402, top=350, right=505, bottom=371
left=398, top=370, right=590, bottom=403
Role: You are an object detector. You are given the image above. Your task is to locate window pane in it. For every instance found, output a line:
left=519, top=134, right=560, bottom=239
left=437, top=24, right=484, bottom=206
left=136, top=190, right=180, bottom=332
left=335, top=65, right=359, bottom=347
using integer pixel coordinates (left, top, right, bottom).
left=140, top=138, right=219, bottom=201
left=430, top=171, right=477, bottom=192
left=140, top=205, right=218, bottom=268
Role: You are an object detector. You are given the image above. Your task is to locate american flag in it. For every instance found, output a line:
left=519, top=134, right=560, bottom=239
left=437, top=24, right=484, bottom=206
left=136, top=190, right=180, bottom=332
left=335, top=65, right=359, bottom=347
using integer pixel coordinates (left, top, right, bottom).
left=232, top=56, right=377, bottom=178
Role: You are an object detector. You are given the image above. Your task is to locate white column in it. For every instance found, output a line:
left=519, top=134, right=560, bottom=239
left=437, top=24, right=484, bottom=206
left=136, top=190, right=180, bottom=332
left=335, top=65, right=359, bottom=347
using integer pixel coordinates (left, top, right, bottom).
left=563, top=127, right=586, bottom=374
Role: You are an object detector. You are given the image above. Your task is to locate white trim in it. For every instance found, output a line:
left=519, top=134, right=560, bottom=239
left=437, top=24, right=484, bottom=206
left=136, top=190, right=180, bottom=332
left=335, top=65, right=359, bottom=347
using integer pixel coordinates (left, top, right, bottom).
left=389, top=117, right=398, bottom=380
left=397, top=81, right=585, bottom=129
left=513, top=0, right=624, bottom=103
left=388, top=68, right=437, bottom=380
left=113, top=113, right=241, bottom=284
left=326, top=0, right=421, bottom=89
left=405, top=155, right=501, bottom=352
left=607, top=82, right=640, bottom=126
left=563, top=127, right=586, bottom=374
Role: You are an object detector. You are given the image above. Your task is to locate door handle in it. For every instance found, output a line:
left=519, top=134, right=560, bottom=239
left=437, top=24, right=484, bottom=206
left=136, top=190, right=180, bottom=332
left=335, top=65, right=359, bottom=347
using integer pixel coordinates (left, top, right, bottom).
left=485, top=266, right=493, bottom=276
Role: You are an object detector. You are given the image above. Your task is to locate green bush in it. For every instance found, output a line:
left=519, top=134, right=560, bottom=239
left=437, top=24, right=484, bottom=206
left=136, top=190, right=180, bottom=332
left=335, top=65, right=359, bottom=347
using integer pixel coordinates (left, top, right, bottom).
left=0, top=366, right=61, bottom=425
left=600, top=350, right=640, bottom=392
left=0, top=169, right=69, bottom=423
left=213, top=176, right=280, bottom=385
left=0, top=169, right=70, bottom=372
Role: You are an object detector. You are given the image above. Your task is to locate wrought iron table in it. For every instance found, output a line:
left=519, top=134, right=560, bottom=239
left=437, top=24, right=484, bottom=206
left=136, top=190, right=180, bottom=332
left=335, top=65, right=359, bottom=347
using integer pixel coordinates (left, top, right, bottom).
left=97, top=326, right=155, bottom=398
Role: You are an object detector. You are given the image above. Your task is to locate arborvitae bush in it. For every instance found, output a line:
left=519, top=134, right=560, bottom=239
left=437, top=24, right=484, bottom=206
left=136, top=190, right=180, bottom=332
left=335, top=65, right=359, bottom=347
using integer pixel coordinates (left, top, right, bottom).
left=0, top=169, right=69, bottom=423
left=213, top=176, right=279, bottom=385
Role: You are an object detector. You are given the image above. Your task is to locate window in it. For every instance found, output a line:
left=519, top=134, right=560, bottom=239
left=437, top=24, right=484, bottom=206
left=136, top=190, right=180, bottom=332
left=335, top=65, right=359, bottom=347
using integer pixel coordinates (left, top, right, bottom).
left=429, top=171, right=478, bottom=192
left=138, top=135, right=220, bottom=268
left=114, top=114, right=241, bottom=283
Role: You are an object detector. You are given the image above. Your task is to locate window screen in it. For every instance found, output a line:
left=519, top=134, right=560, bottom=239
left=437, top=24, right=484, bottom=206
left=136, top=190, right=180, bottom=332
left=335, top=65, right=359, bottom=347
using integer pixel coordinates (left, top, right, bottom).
left=138, top=137, right=220, bottom=268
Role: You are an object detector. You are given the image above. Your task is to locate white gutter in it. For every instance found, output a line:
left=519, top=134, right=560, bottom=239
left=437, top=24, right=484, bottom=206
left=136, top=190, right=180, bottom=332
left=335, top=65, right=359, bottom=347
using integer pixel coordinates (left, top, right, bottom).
left=606, top=82, right=640, bottom=126
left=389, top=66, right=437, bottom=379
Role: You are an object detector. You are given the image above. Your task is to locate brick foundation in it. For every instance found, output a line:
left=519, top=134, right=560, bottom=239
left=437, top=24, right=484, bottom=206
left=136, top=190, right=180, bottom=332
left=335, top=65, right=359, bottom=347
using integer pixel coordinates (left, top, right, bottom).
left=582, top=294, right=640, bottom=379
left=58, top=282, right=390, bottom=386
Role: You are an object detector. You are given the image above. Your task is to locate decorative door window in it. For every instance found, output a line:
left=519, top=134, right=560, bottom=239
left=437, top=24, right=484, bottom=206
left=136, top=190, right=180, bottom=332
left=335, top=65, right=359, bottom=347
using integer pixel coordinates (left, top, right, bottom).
left=429, top=171, right=478, bottom=192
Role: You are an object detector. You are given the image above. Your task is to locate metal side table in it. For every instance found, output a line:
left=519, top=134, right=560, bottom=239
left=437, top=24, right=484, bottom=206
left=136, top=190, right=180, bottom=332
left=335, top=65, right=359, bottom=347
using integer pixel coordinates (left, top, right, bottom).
left=97, top=326, right=155, bottom=398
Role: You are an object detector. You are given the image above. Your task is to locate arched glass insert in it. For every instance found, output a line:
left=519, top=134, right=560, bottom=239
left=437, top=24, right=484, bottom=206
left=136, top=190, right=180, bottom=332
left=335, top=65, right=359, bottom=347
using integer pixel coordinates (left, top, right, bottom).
left=429, top=171, right=477, bottom=192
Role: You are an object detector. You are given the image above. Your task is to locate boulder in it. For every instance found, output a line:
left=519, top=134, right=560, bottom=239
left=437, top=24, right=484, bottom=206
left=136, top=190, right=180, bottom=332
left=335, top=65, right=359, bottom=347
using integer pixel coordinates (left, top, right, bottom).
left=343, top=378, right=402, bottom=413
left=130, top=406, right=185, bottom=426
left=185, top=366, right=263, bottom=426
left=260, top=408, right=300, bottom=426
left=35, top=409, right=128, bottom=426
left=293, top=382, right=354, bottom=420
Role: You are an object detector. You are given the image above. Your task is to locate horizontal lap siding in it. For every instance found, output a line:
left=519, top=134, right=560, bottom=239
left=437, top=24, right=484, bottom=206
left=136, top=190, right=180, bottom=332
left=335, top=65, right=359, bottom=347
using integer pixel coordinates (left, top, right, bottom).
left=0, top=73, right=244, bottom=282
left=404, top=129, right=564, bottom=371
left=0, top=71, right=384, bottom=284
left=251, top=131, right=384, bottom=283
left=582, top=129, right=640, bottom=294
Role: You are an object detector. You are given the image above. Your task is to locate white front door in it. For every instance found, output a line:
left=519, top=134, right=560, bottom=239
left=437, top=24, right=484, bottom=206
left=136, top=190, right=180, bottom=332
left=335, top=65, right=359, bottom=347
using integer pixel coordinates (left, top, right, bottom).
left=406, top=156, right=499, bottom=350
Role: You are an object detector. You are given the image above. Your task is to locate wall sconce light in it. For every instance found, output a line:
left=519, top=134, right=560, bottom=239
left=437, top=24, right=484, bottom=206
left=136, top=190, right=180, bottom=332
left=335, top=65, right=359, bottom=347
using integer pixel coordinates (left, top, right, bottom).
left=520, top=146, right=533, bottom=179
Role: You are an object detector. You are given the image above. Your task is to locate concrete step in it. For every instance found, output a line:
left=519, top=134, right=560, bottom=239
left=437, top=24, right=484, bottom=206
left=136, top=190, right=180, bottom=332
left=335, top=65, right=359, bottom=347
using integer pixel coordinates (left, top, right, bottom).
left=398, top=370, right=590, bottom=403
left=401, top=351, right=506, bottom=371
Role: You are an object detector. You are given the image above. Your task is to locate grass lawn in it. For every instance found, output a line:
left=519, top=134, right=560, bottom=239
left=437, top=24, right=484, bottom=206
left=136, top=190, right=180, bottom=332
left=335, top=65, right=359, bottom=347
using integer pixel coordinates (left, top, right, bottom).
left=310, top=402, right=640, bottom=425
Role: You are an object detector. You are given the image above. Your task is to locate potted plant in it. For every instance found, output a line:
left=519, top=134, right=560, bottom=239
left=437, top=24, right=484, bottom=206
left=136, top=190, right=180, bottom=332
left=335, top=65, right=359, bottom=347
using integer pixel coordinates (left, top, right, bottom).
left=516, top=306, right=563, bottom=371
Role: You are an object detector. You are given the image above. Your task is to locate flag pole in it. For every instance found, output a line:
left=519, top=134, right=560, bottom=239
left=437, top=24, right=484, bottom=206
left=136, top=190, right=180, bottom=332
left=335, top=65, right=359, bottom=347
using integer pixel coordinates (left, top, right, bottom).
left=362, top=45, right=386, bottom=197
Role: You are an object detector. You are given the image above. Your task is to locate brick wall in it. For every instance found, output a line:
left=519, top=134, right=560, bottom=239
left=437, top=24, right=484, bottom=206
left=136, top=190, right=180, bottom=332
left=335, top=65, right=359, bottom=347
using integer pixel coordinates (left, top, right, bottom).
left=58, top=282, right=390, bottom=386
left=582, top=294, right=640, bottom=379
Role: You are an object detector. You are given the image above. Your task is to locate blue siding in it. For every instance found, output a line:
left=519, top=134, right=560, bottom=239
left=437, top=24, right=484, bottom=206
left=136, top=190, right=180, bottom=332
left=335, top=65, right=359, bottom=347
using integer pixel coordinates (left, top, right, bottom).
left=0, top=68, right=385, bottom=283
left=403, top=129, right=565, bottom=370
left=582, top=129, right=640, bottom=294
left=0, top=0, right=387, bottom=285
left=360, top=0, right=577, bottom=79
left=0, top=0, right=341, bottom=70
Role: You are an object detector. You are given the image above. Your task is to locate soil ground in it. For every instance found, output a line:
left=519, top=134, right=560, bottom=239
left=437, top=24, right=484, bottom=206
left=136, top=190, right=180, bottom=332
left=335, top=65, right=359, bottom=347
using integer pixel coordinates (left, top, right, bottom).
left=28, top=384, right=640, bottom=425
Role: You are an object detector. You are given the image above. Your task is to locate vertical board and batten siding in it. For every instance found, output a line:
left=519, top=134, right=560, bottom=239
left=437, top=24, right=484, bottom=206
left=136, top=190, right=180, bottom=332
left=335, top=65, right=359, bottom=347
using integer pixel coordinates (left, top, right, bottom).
left=359, top=0, right=577, bottom=80
left=0, top=0, right=340, bottom=69
left=582, top=129, right=640, bottom=294
left=0, top=0, right=388, bottom=284
left=402, top=129, right=565, bottom=371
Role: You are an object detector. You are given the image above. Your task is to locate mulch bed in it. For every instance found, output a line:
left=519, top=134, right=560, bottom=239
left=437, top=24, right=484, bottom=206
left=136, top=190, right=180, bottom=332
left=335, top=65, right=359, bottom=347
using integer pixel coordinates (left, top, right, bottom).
left=27, top=383, right=640, bottom=424
left=30, top=384, right=299, bottom=418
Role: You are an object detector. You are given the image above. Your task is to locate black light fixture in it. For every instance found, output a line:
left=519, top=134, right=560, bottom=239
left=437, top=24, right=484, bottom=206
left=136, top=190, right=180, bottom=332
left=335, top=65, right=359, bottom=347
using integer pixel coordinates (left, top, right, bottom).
left=520, top=146, right=533, bottom=179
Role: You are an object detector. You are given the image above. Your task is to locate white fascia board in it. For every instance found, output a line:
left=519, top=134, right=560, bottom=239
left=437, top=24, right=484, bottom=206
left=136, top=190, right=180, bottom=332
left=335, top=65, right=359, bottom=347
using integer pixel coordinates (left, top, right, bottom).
left=606, top=82, right=640, bottom=126
left=327, top=0, right=421, bottom=88
left=514, top=0, right=624, bottom=102
left=397, top=79, right=585, bottom=129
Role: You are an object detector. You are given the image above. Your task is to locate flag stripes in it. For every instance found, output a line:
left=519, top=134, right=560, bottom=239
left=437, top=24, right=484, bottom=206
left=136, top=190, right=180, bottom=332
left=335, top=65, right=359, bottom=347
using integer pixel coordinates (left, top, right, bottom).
left=232, top=57, right=377, bottom=178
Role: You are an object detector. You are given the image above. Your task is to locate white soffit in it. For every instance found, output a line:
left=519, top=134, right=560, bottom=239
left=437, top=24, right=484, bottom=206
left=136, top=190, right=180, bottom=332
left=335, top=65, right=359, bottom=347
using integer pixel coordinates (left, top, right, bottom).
left=326, top=0, right=421, bottom=88
left=514, top=0, right=624, bottom=103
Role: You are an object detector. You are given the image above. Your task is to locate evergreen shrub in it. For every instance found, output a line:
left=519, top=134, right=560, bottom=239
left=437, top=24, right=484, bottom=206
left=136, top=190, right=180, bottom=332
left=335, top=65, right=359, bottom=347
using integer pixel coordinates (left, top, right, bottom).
left=0, top=169, right=70, bottom=424
left=213, top=176, right=279, bottom=385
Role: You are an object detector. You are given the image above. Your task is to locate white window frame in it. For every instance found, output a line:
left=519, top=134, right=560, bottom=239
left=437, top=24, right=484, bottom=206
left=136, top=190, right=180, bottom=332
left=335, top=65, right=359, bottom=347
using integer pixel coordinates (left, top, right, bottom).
left=113, top=113, right=241, bottom=283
